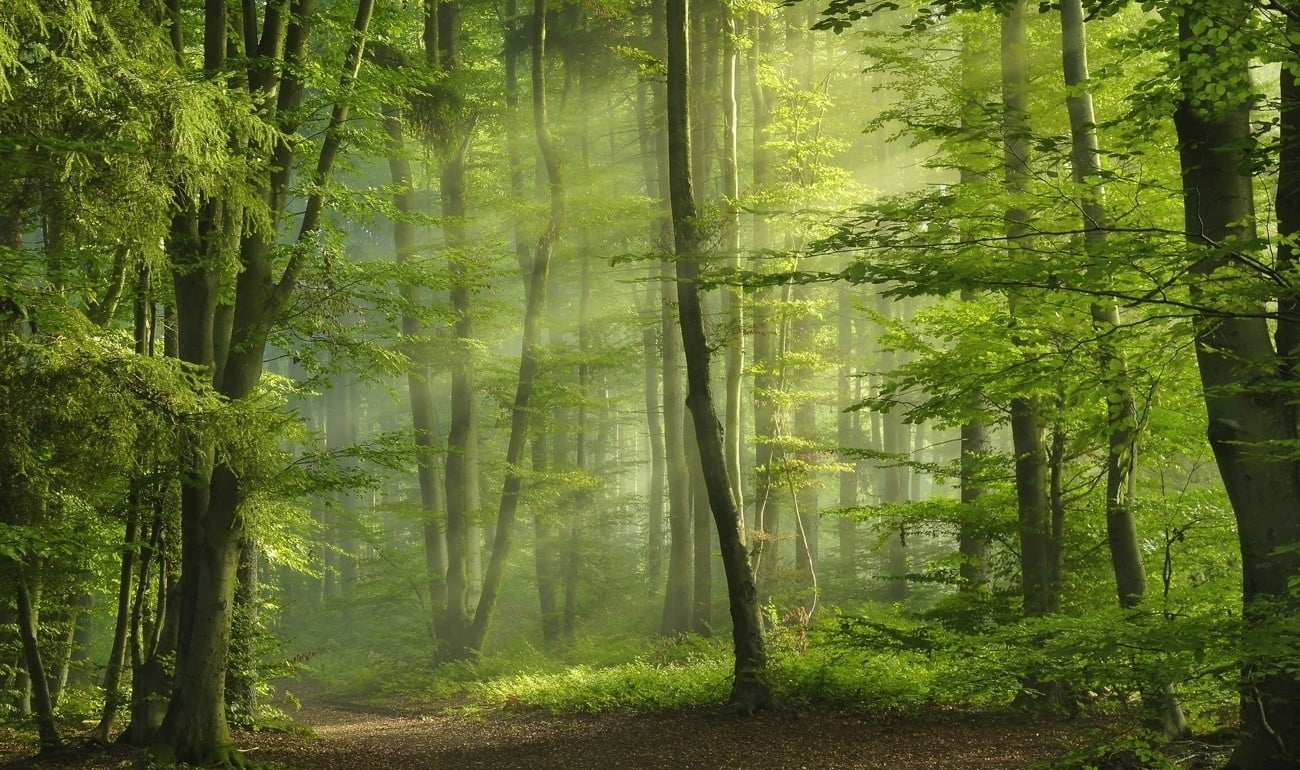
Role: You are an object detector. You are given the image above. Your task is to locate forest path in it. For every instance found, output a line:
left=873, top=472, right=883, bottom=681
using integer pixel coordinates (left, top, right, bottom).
left=234, top=701, right=1094, bottom=769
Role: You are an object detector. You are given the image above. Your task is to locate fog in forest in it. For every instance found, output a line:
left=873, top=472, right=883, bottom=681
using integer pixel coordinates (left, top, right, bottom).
left=2, top=0, right=1298, bottom=768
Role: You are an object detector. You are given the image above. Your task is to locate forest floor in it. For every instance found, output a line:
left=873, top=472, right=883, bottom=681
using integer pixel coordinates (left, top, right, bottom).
left=0, top=700, right=1173, bottom=770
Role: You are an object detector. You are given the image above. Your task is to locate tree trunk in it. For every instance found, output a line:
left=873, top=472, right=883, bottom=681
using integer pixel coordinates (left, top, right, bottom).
left=836, top=286, right=859, bottom=577
left=877, top=295, right=908, bottom=602
left=1057, top=0, right=1188, bottom=735
left=464, top=0, right=563, bottom=654
left=532, top=431, right=562, bottom=645
left=1000, top=0, right=1052, bottom=621
left=721, top=4, right=745, bottom=525
left=666, top=0, right=769, bottom=712
left=15, top=574, right=60, bottom=752
left=687, top=424, right=713, bottom=634
left=88, top=489, right=140, bottom=743
left=637, top=83, right=668, bottom=596
left=381, top=102, right=448, bottom=631
left=1174, top=4, right=1300, bottom=765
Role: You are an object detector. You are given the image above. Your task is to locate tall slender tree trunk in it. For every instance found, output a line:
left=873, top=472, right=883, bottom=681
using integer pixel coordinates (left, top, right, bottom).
left=465, top=0, right=564, bottom=654
left=637, top=84, right=668, bottom=595
left=666, top=0, right=769, bottom=713
left=721, top=7, right=745, bottom=519
left=658, top=0, right=693, bottom=633
left=1058, top=0, right=1187, bottom=735
left=1000, top=0, right=1052, bottom=620
left=687, top=425, right=713, bottom=633
left=836, top=286, right=859, bottom=576
left=381, top=101, right=448, bottom=632
left=15, top=574, right=59, bottom=752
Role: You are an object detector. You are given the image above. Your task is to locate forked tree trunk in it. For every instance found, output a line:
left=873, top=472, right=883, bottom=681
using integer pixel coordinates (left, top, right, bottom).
left=665, top=0, right=769, bottom=713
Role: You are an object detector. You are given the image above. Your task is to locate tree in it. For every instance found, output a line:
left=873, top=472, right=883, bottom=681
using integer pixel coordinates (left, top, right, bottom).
left=665, top=0, right=770, bottom=713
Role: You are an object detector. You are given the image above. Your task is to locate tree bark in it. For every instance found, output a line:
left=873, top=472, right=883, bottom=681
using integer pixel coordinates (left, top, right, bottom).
left=15, top=574, right=59, bottom=752
left=1057, top=0, right=1187, bottom=735
left=1000, top=0, right=1053, bottom=620
left=1174, top=4, right=1300, bottom=765
left=381, top=102, right=448, bottom=630
left=464, top=0, right=563, bottom=654
left=666, top=0, right=769, bottom=712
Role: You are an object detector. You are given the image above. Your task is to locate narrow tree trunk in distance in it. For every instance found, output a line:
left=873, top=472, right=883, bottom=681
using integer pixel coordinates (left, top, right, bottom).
left=532, top=431, right=561, bottom=644
left=837, top=285, right=859, bottom=576
left=877, top=295, right=908, bottom=603
left=1001, top=0, right=1052, bottom=621
left=89, top=491, right=140, bottom=743
left=16, top=575, right=59, bottom=752
left=666, top=0, right=769, bottom=712
left=792, top=285, right=819, bottom=596
left=465, top=0, right=563, bottom=654
left=381, top=102, right=448, bottom=631
left=721, top=7, right=745, bottom=518
left=687, top=424, right=713, bottom=634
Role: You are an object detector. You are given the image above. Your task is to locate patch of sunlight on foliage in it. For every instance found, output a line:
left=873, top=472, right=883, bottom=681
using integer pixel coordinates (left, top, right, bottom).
left=475, top=657, right=733, bottom=713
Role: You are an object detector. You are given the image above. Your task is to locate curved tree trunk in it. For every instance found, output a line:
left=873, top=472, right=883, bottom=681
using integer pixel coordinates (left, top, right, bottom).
left=1174, top=4, right=1300, bottom=765
left=465, top=0, right=563, bottom=654
left=665, top=0, right=769, bottom=712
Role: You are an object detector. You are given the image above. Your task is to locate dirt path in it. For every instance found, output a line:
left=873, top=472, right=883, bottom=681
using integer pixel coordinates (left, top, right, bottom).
left=2, top=702, right=1098, bottom=769
left=238, top=703, right=1091, bottom=769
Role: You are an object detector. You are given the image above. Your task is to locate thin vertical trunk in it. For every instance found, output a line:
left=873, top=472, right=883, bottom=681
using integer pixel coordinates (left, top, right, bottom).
left=16, top=575, right=59, bottom=752
left=89, top=490, right=140, bottom=742
left=721, top=6, right=744, bottom=517
left=381, top=102, right=448, bottom=630
left=658, top=0, right=693, bottom=635
left=836, top=286, right=859, bottom=574
left=792, top=285, right=819, bottom=595
left=1001, top=0, right=1052, bottom=620
left=877, top=294, right=908, bottom=603
left=747, top=11, right=779, bottom=594
left=465, top=0, right=563, bottom=653
left=637, top=84, right=668, bottom=595
left=532, top=429, right=561, bottom=644
left=687, top=423, right=713, bottom=634
left=666, top=0, right=769, bottom=712
left=441, top=0, right=479, bottom=658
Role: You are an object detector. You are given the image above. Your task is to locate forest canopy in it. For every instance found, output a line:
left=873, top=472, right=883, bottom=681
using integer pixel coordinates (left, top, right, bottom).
left=1, top=0, right=1298, bottom=768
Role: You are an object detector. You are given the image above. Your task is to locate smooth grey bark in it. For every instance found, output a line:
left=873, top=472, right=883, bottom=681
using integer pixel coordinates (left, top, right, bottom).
left=1000, top=0, right=1053, bottom=620
left=666, top=0, right=769, bottom=712
left=1057, top=0, right=1188, bottom=736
